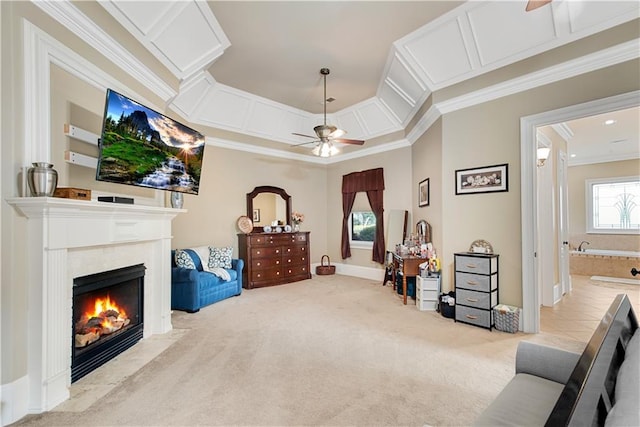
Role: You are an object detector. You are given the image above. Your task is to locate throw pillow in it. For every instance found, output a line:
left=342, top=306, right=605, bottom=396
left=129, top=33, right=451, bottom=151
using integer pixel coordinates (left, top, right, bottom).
left=174, top=249, right=196, bottom=269
left=208, top=246, right=233, bottom=269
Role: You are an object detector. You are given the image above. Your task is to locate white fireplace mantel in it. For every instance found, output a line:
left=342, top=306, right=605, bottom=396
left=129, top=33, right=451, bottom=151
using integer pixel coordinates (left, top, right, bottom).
left=7, top=197, right=182, bottom=415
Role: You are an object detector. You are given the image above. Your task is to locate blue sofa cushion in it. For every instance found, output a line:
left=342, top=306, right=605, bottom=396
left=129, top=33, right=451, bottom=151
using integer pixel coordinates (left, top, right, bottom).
left=208, top=246, right=233, bottom=269
left=174, top=249, right=196, bottom=269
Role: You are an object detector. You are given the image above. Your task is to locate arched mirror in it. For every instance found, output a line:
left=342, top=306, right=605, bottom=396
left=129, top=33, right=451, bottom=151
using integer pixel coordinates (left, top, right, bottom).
left=247, top=186, right=291, bottom=231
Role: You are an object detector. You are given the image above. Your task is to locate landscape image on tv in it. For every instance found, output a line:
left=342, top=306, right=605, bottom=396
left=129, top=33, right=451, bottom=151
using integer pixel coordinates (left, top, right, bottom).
left=96, top=89, right=206, bottom=195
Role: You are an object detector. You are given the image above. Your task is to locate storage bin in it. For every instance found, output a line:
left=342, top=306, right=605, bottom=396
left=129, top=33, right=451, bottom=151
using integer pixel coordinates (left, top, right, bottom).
left=439, top=291, right=455, bottom=319
left=494, top=304, right=520, bottom=333
left=396, top=275, right=416, bottom=298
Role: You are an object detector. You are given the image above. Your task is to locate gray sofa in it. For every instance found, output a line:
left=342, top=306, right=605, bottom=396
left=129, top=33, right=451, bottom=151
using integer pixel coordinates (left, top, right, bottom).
left=475, top=294, right=638, bottom=426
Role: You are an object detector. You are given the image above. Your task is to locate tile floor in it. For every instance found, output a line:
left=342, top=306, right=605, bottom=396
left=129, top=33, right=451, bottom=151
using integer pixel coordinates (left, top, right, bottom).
left=540, top=274, right=640, bottom=342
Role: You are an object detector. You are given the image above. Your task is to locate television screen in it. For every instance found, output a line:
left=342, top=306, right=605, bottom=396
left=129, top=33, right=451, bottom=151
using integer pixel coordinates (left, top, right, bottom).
left=96, top=89, right=206, bottom=195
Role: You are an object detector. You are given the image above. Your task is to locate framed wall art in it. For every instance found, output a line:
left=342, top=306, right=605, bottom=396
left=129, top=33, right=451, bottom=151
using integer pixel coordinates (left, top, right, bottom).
left=418, top=178, right=430, bottom=207
left=253, top=209, right=260, bottom=222
left=455, top=163, right=508, bottom=195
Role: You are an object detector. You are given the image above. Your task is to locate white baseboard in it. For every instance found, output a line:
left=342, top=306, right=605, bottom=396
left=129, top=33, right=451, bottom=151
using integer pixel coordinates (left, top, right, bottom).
left=311, top=262, right=384, bottom=281
left=553, top=283, right=562, bottom=304
left=1, top=375, right=28, bottom=426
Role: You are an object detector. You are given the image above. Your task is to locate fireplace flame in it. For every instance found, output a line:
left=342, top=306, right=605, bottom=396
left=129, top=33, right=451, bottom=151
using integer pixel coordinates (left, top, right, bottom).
left=92, top=295, right=127, bottom=324
left=75, top=294, right=131, bottom=348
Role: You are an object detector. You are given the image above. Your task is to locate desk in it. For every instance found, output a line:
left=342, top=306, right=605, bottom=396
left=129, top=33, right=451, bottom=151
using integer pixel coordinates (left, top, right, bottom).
left=389, top=252, right=425, bottom=305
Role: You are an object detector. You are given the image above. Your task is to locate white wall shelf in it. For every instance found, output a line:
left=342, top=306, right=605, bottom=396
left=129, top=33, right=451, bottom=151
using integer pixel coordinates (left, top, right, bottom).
left=64, top=123, right=99, bottom=168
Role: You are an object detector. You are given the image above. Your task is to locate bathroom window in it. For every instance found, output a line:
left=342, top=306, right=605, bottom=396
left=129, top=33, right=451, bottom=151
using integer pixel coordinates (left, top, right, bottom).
left=587, top=176, right=640, bottom=234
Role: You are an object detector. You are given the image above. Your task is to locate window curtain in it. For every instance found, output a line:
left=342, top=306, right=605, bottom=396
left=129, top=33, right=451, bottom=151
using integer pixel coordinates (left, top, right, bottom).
left=341, top=168, right=385, bottom=264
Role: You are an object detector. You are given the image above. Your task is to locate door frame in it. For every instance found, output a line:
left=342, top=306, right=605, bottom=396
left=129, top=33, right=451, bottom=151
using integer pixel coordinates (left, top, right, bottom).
left=520, top=90, right=639, bottom=333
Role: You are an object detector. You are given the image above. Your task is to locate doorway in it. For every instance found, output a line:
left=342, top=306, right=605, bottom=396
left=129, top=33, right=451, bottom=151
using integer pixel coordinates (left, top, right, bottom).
left=520, top=90, right=640, bottom=333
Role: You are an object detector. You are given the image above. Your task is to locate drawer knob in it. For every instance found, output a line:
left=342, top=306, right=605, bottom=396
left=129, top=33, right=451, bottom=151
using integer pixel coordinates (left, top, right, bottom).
left=257, top=262, right=261, bottom=266
left=256, top=251, right=261, bottom=255
left=465, top=314, right=478, bottom=320
left=276, top=260, right=280, bottom=265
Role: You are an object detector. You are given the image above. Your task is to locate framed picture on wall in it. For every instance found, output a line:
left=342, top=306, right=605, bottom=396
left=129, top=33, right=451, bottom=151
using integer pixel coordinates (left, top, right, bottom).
left=455, top=163, right=508, bottom=195
left=253, top=209, right=260, bottom=222
left=418, top=178, right=430, bottom=207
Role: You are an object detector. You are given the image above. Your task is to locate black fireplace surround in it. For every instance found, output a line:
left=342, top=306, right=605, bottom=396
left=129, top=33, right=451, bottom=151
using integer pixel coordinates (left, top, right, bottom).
left=72, top=264, right=145, bottom=382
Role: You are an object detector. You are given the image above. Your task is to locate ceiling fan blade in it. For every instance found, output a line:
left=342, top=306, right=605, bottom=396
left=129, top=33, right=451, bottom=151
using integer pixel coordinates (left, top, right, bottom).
left=333, top=138, right=365, bottom=146
left=292, top=132, right=317, bottom=139
left=290, top=140, right=320, bottom=147
left=525, top=0, right=551, bottom=12
left=330, top=128, right=346, bottom=139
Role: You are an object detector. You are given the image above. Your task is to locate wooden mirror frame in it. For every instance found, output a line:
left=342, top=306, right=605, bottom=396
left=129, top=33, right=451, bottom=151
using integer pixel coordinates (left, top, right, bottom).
left=247, top=186, right=291, bottom=232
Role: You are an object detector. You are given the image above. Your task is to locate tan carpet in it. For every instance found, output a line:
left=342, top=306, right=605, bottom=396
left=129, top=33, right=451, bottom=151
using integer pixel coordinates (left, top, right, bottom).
left=16, top=275, right=531, bottom=427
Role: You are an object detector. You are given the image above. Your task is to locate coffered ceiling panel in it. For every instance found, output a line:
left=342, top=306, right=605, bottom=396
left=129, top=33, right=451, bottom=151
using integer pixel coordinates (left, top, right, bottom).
left=568, top=1, right=640, bottom=33
left=171, top=72, right=214, bottom=118
left=245, top=101, right=287, bottom=139
left=350, top=101, right=399, bottom=137
left=402, top=18, right=473, bottom=87
left=196, top=86, right=251, bottom=131
left=335, top=111, right=366, bottom=141
left=467, top=1, right=557, bottom=66
left=100, top=0, right=230, bottom=80
left=378, top=84, right=415, bottom=125
left=385, top=57, right=425, bottom=106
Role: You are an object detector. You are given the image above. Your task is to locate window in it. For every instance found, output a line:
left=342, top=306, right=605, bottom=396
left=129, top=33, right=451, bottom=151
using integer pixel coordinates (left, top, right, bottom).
left=587, top=176, right=640, bottom=234
left=349, top=211, right=376, bottom=248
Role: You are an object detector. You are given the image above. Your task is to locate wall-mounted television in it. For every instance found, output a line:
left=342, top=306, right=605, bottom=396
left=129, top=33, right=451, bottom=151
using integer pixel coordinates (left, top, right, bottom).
left=96, top=89, right=206, bottom=195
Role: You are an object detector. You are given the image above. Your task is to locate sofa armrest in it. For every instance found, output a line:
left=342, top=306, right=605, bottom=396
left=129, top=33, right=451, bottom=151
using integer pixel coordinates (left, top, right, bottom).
left=232, top=258, right=244, bottom=290
left=172, top=266, right=200, bottom=283
left=516, top=341, right=581, bottom=384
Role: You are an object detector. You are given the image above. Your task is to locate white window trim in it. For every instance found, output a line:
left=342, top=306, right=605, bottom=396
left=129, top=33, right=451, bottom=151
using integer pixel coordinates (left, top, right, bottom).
left=349, top=211, right=374, bottom=249
left=586, top=175, right=640, bottom=235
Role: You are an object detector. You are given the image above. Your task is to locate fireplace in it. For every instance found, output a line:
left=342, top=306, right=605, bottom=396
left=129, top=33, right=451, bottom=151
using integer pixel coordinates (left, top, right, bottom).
left=72, top=264, right=145, bottom=382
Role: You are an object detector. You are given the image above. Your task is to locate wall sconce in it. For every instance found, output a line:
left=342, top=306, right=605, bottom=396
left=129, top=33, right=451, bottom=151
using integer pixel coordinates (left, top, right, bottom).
left=537, top=147, right=551, bottom=167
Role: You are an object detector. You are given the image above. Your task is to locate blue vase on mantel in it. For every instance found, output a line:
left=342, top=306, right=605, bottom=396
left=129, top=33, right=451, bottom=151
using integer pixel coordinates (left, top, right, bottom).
left=170, top=191, right=183, bottom=209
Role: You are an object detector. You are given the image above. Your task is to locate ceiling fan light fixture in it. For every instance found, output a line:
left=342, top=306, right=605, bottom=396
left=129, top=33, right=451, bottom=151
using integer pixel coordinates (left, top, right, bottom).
left=312, top=141, right=339, bottom=158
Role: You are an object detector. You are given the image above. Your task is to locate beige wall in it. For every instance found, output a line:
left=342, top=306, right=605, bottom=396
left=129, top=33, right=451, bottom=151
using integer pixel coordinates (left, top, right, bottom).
left=568, top=159, right=640, bottom=251
left=412, top=118, right=443, bottom=263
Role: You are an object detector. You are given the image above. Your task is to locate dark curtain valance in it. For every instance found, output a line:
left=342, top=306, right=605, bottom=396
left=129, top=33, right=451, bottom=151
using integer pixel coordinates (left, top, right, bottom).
left=341, top=168, right=385, bottom=264
left=342, top=168, right=385, bottom=193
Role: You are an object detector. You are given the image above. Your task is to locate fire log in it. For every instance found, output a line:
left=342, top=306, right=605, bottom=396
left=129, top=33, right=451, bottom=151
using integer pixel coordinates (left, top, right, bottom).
left=75, top=331, right=100, bottom=348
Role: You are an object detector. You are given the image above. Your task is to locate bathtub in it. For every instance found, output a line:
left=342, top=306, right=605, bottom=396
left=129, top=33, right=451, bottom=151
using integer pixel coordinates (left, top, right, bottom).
left=574, top=249, right=640, bottom=258
left=570, top=249, right=640, bottom=285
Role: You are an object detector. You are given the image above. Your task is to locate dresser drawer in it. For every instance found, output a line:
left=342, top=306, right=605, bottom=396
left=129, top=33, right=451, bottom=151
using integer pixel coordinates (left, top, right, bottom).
left=251, top=266, right=282, bottom=282
left=416, top=288, right=438, bottom=302
left=455, top=255, right=495, bottom=275
left=249, top=234, right=279, bottom=245
left=283, top=264, right=309, bottom=277
left=251, top=246, right=282, bottom=259
left=282, top=245, right=307, bottom=256
left=455, top=272, right=495, bottom=292
left=457, top=288, right=497, bottom=310
left=251, top=257, right=281, bottom=270
left=417, top=276, right=439, bottom=291
left=283, top=254, right=307, bottom=267
left=455, top=305, right=492, bottom=328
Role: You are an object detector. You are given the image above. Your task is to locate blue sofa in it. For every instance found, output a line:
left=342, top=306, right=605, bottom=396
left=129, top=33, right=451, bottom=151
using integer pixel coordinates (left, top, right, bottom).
left=171, top=248, right=243, bottom=313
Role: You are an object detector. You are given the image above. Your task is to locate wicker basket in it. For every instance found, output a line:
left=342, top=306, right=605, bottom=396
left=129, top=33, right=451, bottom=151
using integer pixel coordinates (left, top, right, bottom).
left=494, top=305, right=520, bottom=333
left=316, top=255, right=336, bottom=275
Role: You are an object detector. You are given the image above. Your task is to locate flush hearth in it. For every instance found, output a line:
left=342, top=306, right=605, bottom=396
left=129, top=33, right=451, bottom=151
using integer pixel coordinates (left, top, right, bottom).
left=72, top=264, right=145, bottom=382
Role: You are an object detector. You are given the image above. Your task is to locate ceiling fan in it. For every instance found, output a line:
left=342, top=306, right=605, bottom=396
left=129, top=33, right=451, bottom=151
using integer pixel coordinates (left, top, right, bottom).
left=525, top=0, right=552, bottom=12
left=292, top=68, right=365, bottom=157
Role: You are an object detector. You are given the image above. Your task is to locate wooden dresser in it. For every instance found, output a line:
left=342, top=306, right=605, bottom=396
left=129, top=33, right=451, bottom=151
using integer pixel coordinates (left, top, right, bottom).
left=238, top=232, right=311, bottom=289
